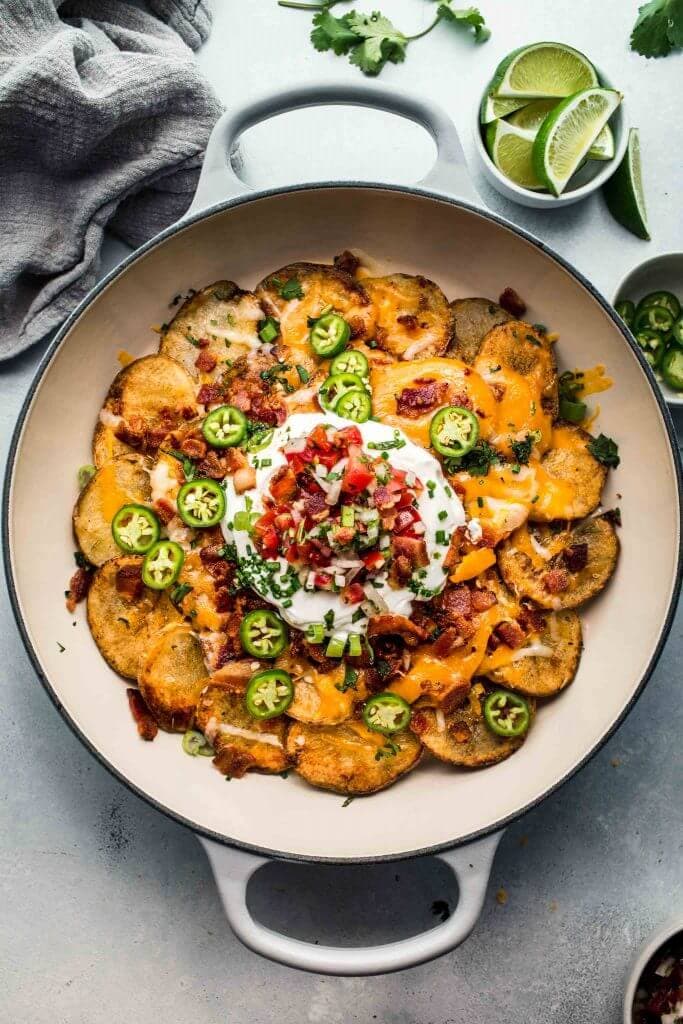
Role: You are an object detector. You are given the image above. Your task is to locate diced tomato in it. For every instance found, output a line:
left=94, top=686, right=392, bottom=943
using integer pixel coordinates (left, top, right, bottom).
left=309, top=424, right=334, bottom=452
left=274, top=512, right=294, bottom=531
left=314, top=572, right=332, bottom=588
left=315, top=450, right=340, bottom=471
left=395, top=490, right=415, bottom=509
left=388, top=467, right=407, bottom=487
left=342, top=582, right=365, bottom=604
left=341, top=453, right=374, bottom=495
left=362, top=551, right=385, bottom=571
left=334, top=425, right=362, bottom=448
left=259, top=527, right=280, bottom=558
left=270, top=466, right=298, bottom=502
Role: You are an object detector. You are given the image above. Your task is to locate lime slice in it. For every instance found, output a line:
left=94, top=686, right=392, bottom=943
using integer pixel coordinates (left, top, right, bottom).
left=485, top=120, right=545, bottom=191
left=603, top=128, right=650, bottom=240
left=532, top=87, right=622, bottom=196
left=480, top=89, right=528, bottom=124
left=491, top=42, right=599, bottom=99
left=509, top=99, right=615, bottom=160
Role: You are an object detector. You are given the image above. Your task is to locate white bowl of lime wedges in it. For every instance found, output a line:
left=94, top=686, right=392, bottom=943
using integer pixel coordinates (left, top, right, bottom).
left=473, top=41, right=628, bottom=208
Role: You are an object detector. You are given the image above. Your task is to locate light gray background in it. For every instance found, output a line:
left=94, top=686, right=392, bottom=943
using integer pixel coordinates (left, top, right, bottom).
left=1, top=2, right=681, bottom=1021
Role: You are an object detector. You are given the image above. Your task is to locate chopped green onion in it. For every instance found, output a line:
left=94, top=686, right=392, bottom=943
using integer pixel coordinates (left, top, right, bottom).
left=306, top=622, right=325, bottom=644
left=258, top=317, right=280, bottom=344
left=341, top=505, right=355, bottom=528
left=347, top=634, right=362, bottom=658
left=77, top=464, right=96, bottom=490
left=325, top=632, right=347, bottom=658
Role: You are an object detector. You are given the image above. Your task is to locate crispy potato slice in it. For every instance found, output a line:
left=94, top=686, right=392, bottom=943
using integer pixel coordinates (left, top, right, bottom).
left=73, top=453, right=152, bottom=566
left=100, top=354, right=197, bottom=445
left=92, top=421, right=135, bottom=468
left=195, top=683, right=289, bottom=776
left=363, top=274, right=452, bottom=359
left=255, top=262, right=375, bottom=378
left=286, top=720, right=422, bottom=795
left=138, top=623, right=208, bottom=731
left=473, top=320, right=558, bottom=427
left=498, top=516, right=619, bottom=610
left=160, top=282, right=264, bottom=380
left=531, top=425, right=607, bottom=522
left=448, top=298, right=512, bottom=364
left=87, top=556, right=181, bottom=679
left=411, top=681, right=533, bottom=767
left=276, top=651, right=368, bottom=725
left=483, top=610, right=582, bottom=697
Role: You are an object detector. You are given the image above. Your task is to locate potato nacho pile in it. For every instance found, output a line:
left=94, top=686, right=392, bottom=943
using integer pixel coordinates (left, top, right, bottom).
left=67, top=252, right=620, bottom=797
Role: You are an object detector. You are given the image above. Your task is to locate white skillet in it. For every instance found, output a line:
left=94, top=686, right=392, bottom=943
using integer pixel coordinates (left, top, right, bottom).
left=4, top=83, right=681, bottom=975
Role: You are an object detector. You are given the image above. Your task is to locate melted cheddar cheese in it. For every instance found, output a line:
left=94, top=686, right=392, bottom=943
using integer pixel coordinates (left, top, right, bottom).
left=96, top=462, right=135, bottom=522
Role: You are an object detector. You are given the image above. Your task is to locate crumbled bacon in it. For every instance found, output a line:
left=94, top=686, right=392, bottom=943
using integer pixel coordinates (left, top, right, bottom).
left=333, top=250, right=361, bottom=277
left=443, top=528, right=465, bottom=569
left=392, top=535, right=428, bottom=568
left=432, top=626, right=464, bottom=658
left=347, top=316, right=366, bottom=340
left=453, top=614, right=477, bottom=640
left=499, top=287, right=527, bottom=318
left=489, top=382, right=507, bottom=402
left=303, top=493, right=329, bottom=520
left=195, top=350, right=218, bottom=373
left=115, top=563, right=144, bottom=601
left=543, top=567, right=570, bottom=594
left=410, top=711, right=430, bottom=736
left=495, top=620, right=526, bottom=649
left=563, top=542, right=588, bottom=572
left=65, top=566, right=91, bottom=612
left=471, top=588, right=497, bottom=613
left=396, top=378, right=450, bottom=418
left=437, top=585, right=472, bottom=619
left=197, top=382, right=225, bottom=407
left=126, top=689, right=158, bottom=741
left=449, top=719, right=472, bottom=744
left=179, top=436, right=208, bottom=460
left=197, top=450, right=229, bottom=479
left=197, top=337, right=210, bottom=348
left=153, top=499, right=176, bottom=525
left=389, top=555, right=413, bottom=586
left=397, top=313, right=419, bottom=331
left=518, top=601, right=546, bottom=634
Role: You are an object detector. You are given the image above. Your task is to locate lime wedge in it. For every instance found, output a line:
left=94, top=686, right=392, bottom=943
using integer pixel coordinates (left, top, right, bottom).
left=491, top=42, right=599, bottom=100
left=480, top=90, right=528, bottom=124
left=603, top=128, right=650, bottom=240
left=509, top=99, right=615, bottom=160
left=532, top=87, right=622, bottom=196
left=485, top=120, right=545, bottom=191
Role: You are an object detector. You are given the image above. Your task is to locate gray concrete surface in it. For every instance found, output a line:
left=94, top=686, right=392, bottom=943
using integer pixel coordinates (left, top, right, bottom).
left=1, top=1, right=682, bottom=1021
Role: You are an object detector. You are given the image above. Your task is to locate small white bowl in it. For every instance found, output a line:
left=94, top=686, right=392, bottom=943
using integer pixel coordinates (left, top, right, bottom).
left=472, top=65, right=628, bottom=209
left=613, top=252, right=683, bottom=407
left=623, top=916, right=683, bottom=1024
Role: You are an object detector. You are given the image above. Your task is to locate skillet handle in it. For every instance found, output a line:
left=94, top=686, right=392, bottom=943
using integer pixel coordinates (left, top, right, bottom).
left=198, top=830, right=502, bottom=976
left=187, top=82, right=479, bottom=216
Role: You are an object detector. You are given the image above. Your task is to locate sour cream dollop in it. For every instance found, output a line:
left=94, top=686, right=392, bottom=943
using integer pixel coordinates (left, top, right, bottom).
left=221, top=412, right=465, bottom=636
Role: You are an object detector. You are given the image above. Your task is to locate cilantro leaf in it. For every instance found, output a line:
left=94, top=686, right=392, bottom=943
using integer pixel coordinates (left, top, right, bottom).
left=630, top=0, right=683, bottom=56
left=347, top=11, right=408, bottom=75
left=447, top=439, right=499, bottom=477
left=510, top=433, right=535, bottom=465
left=587, top=433, right=620, bottom=469
left=437, top=4, right=490, bottom=41
left=311, top=9, right=358, bottom=54
left=279, top=277, right=304, bottom=300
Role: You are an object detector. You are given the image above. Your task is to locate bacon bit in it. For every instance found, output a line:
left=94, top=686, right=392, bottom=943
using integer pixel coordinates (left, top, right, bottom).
left=65, top=566, right=91, bottom=612
left=197, top=382, right=224, bottom=406
left=439, top=677, right=472, bottom=713
left=347, top=316, right=366, bottom=340
left=499, top=287, right=526, bottom=318
left=181, top=405, right=196, bottom=420
left=480, top=525, right=498, bottom=549
left=211, top=660, right=258, bottom=690
left=197, top=337, right=210, bottom=349
left=453, top=614, right=477, bottom=640
left=213, top=586, right=232, bottom=612
left=373, top=485, right=397, bottom=510
left=179, top=436, right=207, bottom=460
left=450, top=391, right=474, bottom=411
left=495, top=620, right=526, bottom=650
left=126, top=689, right=158, bottom=741
left=194, top=350, right=219, bottom=374
left=443, top=528, right=465, bottom=569
left=368, top=614, right=428, bottom=647
left=544, top=567, right=570, bottom=594
left=392, top=535, right=428, bottom=568
left=390, top=554, right=413, bottom=585
left=562, top=542, right=588, bottom=572
left=449, top=719, right=472, bottom=744
left=471, top=589, right=497, bottom=613
left=153, top=499, right=176, bottom=525
left=196, top=450, right=228, bottom=479
left=303, top=493, right=329, bottom=520
left=489, top=382, right=507, bottom=402
left=396, top=379, right=450, bottom=418
left=397, top=313, right=419, bottom=331
left=213, top=746, right=256, bottom=779
left=438, top=585, right=472, bottom=619
left=234, top=464, right=257, bottom=494
left=432, top=626, right=464, bottom=658
left=115, top=563, right=144, bottom=602
left=518, top=601, right=546, bottom=634
left=410, top=711, right=430, bottom=736
left=230, top=390, right=252, bottom=413
left=250, top=393, right=286, bottom=427
left=334, top=250, right=361, bottom=277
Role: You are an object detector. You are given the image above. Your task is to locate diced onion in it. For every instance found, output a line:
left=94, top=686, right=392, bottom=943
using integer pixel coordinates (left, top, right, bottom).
left=217, top=723, right=283, bottom=748
left=529, top=532, right=553, bottom=560
left=435, top=709, right=446, bottom=733
left=403, top=334, right=436, bottom=360
left=510, top=643, right=554, bottom=661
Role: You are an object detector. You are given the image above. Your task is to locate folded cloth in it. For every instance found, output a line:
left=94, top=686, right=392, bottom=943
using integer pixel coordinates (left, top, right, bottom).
left=0, top=0, right=222, bottom=361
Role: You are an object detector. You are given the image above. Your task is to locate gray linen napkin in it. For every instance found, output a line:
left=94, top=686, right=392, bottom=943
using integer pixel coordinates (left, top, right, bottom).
left=0, top=0, right=222, bottom=361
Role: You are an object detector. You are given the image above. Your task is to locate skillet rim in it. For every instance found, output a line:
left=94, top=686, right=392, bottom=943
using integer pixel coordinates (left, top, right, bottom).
left=4, top=181, right=682, bottom=864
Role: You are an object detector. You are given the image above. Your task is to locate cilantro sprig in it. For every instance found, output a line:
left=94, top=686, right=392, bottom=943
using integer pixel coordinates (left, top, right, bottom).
left=630, top=0, right=683, bottom=58
left=280, top=1, right=490, bottom=77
